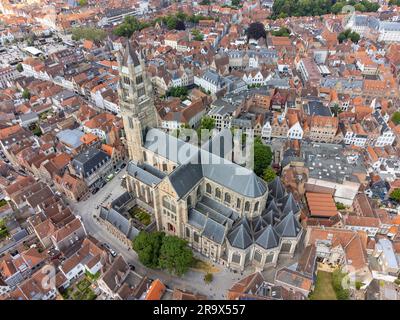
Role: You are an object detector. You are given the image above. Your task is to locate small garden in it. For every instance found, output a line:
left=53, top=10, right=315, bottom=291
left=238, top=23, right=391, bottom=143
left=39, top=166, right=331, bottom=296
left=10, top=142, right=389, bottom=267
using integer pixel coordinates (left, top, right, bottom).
left=129, top=207, right=151, bottom=226
left=0, top=199, right=8, bottom=207
left=61, top=274, right=97, bottom=300
left=309, top=271, right=337, bottom=300
left=29, top=123, right=42, bottom=137
left=309, top=269, right=350, bottom=300
left=0, top=219, right=9, bottom=240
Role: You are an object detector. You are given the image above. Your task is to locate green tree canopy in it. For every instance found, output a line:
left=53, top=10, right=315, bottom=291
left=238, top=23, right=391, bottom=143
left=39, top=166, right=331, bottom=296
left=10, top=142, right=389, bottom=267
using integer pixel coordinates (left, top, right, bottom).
left=166, top=86, right=188, bottom=99
left=232, top=0, right=241, bottom=6
left=271, top=0, right=379, bottom=19
left=391, top=111, right=400, bottom=125
left=71, top=27, right=107, bottom=42
left=246, top=22, right=266, bottom=40
left=199, top=116, right=215, bottom=130
left=158, top=235, right=193, bottom=276
left=22, top=89, right=31, bottom=100
left=331, top=2, right=345, bottom=14
left=204, top=273, right=213, bottom=283
left=253, top=137, right=273, bottom=177
left=263, top=166, right=277, bottom=182
left=271, top=27, right=291, bottom=37
left=113, top=16, right=151, bottom=38
left=349, top=31, right=360, bottom=43
left=390, top=188, right=400, bottom=202
left=132, top=231, right=164, bottom=268
left=338, top=29, right=360, bottom=43
left=192, top=29, right=204, bottom=41
left=16, top=63, right=23, bottom=72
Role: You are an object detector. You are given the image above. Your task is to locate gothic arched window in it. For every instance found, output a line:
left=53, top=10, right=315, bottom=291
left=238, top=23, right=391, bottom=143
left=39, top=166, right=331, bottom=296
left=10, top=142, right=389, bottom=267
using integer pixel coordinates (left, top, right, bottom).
left=206, top=183, right=212, bottom=194
left=245, top=201, right=250, bottom=211
left=215, top=188, right=221, bottom=199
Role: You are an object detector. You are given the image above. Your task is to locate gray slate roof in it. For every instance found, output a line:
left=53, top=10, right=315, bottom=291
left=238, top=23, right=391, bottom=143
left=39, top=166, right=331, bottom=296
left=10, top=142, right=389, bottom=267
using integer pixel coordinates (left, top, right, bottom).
left=255, top=225, right=280, bottom=250
left=268, top=177, right=286, bottom=200
left=127, top=161, right=165, bottom=186
left=274, top=212, right=302, bottom=238
left=144, top=129, right=267, bottom=198
left=227, top=218, right=253, bottom=249
left=72, top=147, right=110, bottom=177
left=99, top=207, right=139, bottom=240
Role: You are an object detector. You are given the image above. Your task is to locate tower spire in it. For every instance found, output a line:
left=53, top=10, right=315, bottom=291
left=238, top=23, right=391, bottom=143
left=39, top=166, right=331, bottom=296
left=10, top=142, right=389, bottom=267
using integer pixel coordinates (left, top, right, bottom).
left=117, top=41, right=158, bottom=163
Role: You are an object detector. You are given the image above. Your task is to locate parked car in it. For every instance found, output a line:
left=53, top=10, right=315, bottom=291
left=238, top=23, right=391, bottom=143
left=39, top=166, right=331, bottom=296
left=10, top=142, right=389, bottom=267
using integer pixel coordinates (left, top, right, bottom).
left=109, top=249, right=117, bottom=257
left=115, top=168, right=121, bottom=174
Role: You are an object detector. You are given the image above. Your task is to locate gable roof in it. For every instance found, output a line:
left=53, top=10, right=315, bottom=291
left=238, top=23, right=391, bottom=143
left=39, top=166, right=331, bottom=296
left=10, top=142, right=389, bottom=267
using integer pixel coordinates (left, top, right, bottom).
left=144, top=129, right=267, bottom=198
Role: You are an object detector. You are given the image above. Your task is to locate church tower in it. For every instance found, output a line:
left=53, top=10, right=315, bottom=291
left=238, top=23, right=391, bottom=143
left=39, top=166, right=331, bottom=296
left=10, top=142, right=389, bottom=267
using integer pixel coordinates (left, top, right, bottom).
left=117, top=41, right=158, bottom=163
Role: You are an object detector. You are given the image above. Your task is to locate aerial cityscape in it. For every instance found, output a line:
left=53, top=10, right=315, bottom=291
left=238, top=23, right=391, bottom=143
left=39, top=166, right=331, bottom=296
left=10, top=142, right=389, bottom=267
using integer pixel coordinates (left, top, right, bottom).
left=0, top=0, right=400, bottom=303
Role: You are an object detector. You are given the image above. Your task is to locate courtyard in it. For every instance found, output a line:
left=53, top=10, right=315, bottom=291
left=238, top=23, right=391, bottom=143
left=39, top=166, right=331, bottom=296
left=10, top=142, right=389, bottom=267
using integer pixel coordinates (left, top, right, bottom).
left=309, top=271, right=337, bottom=300
left=61, top=272, right=99, bottom=300
left=128, top=206, right=152, bottom=226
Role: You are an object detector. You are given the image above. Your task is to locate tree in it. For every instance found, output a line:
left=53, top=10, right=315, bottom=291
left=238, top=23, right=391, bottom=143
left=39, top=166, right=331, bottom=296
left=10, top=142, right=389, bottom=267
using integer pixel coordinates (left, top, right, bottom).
left=165, top=15, right=186, bottom=30
left=271, top=27, right=290, bottom=37
left=246, top=22, right=266, bottom=40
left=336, top=202, right=346, bottom=210
left=113, top=16, right=151, bottom=38
left=167, top=86, right=188, bottom=99
left=132, top=231, right=164, bottom=268
left=390, top=188, right=400, bottom=202
left=204, top=273, right=213, bottom=283
left=197, top=116, right=215, bottom=141
left=331, top=103, right=341, bottom=116
left=332, top=269, right=350, bottom=300
left=354, top=3, right=366, bottom=11
left=192, top=29, right=204, bottom=41
left=78, top=0, right=88, bottom=5
left=263, top=167, right=276, bottom=182
left=71, top=27, right=106, bottom=41
left=200, top=0, right=211, bottom=4
left=271, top=0, right=379, bottom=19
left=199, top=116, right=215, bottom=131
left=331, top=2, right=345, bottom=14
left=391, top=111, right=400, bottom=125
left=253, top=137, right=272, bottom=177
left=338, top=29, right=360, bottom=43
left=337, top=32, right=347, bottom=43
left=22, top=89, right=30, bottom=100
left=158, top=235, right=193, bottom=276
left=349, top=31, right=360, bottom=43
left=389, top=0, right=400, bottom=6
left=16, top=63, right=23, bottom=72
left=231, top=0, right=241, bottom=6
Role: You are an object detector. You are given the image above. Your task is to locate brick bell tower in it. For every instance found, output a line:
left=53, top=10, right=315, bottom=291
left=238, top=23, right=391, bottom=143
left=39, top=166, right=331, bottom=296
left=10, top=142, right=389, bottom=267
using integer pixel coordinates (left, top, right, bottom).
left=117, top=41, right=158, bottom=163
